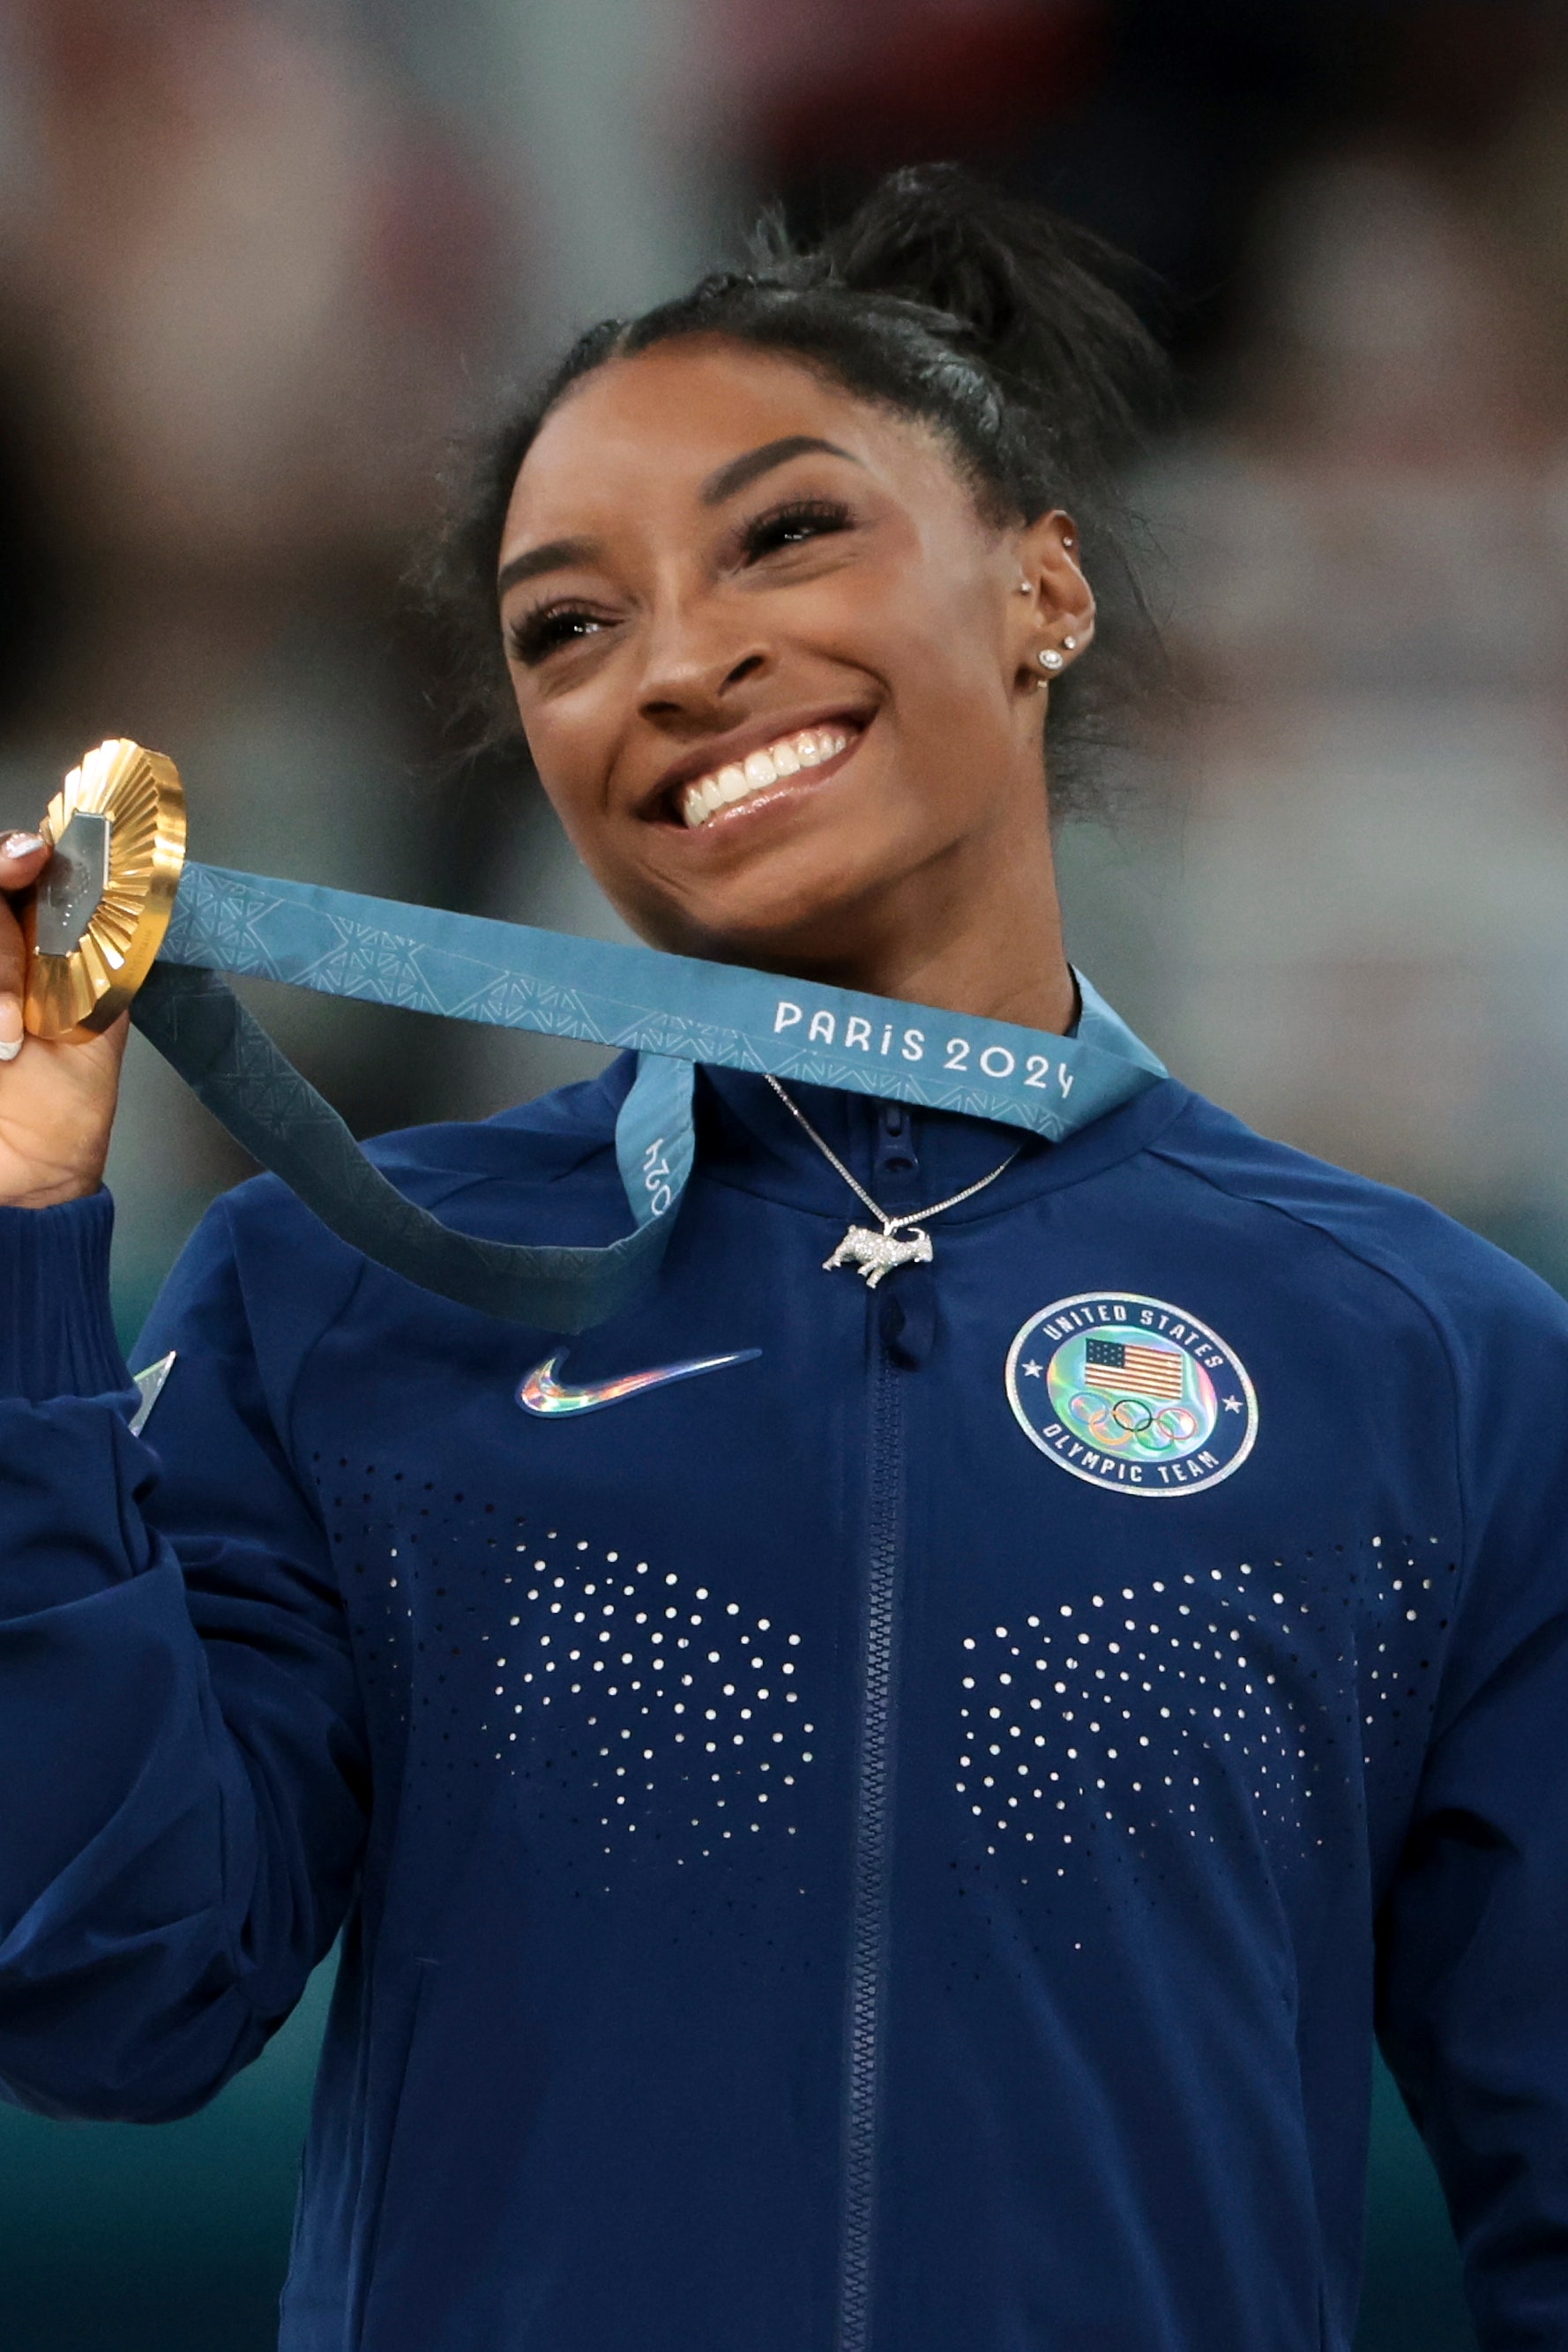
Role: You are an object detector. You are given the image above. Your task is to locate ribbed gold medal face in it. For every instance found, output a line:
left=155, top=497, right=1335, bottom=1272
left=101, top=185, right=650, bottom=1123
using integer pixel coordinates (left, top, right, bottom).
left=22, top=739, right=186, bottom=1039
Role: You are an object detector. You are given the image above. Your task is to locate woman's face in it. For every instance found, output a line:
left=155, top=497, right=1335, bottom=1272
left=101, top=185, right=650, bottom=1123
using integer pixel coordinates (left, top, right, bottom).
left=497, top=336, right=1090, bottom=970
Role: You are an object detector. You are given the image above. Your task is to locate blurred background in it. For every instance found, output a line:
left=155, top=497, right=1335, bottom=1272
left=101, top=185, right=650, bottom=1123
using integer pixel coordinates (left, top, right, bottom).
left=4, top=0, right=1565, bottom=2342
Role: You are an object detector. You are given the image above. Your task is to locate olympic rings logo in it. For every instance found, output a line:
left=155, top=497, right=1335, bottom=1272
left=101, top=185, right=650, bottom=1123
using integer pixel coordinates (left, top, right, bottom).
left=1066, top=1393, right=1205, bottom=1454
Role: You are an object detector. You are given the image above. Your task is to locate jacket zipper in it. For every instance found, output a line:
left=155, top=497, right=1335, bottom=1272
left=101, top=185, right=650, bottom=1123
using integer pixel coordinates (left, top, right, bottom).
left=836, top=1333, right=903, bottom=2352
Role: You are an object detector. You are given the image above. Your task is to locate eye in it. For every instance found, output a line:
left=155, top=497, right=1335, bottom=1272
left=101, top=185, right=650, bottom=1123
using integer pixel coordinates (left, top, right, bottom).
left=740, top=497, right=855, bottom=563
left=504, top=602, right=610, bottom=666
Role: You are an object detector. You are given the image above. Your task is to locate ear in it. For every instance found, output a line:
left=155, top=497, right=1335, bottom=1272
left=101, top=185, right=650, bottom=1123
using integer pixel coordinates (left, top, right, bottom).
left=1009, top=511, right=1097, bottom=694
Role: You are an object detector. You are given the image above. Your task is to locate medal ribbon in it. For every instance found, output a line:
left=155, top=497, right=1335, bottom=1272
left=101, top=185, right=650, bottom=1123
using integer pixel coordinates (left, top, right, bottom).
left=127, top=861, right=1167, bottom=1331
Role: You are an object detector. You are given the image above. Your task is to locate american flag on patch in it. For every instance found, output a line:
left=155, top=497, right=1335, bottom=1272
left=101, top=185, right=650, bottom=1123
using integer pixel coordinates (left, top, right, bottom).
left=1083, top=1337, right=1185, bottom=1400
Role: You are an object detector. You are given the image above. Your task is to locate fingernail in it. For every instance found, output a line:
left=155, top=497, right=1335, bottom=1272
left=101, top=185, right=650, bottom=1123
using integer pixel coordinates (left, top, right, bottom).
left=0, top=1000, right=22, bottom=1060
left=0, top=831, right=45, bottom=860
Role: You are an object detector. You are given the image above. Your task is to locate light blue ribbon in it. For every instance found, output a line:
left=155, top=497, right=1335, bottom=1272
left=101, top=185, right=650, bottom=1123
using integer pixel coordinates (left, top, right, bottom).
left=129, top=861, right=1168, bottom=1331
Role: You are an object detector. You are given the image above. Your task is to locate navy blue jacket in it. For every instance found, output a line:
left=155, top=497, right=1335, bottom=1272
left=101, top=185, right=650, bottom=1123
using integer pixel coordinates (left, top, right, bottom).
left=3, top=1057, right=1568, bottom=2351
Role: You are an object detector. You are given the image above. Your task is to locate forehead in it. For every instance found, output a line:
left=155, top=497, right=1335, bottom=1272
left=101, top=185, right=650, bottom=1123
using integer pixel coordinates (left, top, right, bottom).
left=503, top=337, right=961, bottom=547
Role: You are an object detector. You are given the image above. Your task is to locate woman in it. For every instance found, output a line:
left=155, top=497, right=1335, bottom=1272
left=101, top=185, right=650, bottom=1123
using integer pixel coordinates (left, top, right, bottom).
left=0, top=167, right=1564, bottom=2352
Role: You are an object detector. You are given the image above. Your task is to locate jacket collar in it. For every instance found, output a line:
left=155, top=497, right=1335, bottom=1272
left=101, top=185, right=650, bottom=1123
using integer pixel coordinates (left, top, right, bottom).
left=693, top=1062, right=1192, bottom=1227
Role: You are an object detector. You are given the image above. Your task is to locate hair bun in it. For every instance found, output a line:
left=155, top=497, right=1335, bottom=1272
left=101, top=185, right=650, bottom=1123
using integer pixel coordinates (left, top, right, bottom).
left=818, top=162, right=1160, bottom=483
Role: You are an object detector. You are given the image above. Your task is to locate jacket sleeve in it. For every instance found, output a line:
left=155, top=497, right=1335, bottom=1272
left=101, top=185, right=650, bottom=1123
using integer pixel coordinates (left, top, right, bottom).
left=1375, top=1253, right=1568, bottom=2348
left=0, top=1188, right=368, bottom=2122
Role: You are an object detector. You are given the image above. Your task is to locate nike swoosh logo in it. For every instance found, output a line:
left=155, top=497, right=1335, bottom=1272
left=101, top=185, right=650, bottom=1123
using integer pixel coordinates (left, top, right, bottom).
left=517, top=1347, right=760, bottom=1418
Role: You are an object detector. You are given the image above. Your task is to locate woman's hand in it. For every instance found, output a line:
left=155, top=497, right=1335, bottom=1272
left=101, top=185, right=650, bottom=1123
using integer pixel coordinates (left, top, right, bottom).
left=0, top=832, right=128, bottom=1208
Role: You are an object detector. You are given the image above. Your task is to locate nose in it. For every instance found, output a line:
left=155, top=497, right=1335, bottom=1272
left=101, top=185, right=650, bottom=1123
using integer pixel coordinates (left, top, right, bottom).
left=636, top=594, right=772, bottom=728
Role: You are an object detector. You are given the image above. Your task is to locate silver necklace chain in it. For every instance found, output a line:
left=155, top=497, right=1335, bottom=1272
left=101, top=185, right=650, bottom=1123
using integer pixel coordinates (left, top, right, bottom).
left=765, top=1074, right=1019, bottom=1288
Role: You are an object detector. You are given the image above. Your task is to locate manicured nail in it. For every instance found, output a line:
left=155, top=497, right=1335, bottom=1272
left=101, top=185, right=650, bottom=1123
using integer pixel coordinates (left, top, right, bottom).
left=0, top=832, right=45, bottom=860
left=0, top=1002, right=21, bottom=1063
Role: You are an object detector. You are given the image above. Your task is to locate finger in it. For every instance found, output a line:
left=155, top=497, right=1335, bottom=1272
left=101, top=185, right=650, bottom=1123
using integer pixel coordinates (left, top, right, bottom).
left=0, top=838, right=40, bottom=1063
left=0, top=831, right=49, bottom=887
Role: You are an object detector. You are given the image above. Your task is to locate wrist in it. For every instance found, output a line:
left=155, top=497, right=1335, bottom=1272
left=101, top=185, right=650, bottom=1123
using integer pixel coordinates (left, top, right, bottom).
left=1, top=1172, right=106, bottom=1211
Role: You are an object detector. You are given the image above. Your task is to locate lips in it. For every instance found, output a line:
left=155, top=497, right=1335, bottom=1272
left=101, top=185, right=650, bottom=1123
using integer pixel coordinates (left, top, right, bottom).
left=642, top=706, right=872, bottom=832
left=676, top=723, right=855, bottom=829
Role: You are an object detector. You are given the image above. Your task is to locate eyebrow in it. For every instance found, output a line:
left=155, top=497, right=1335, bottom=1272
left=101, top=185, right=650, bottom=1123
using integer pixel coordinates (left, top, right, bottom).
left=495, top=436, right=860, bottom=597
left=699, top=435, right=859, bottom=506
left=496, top=535, right=603, bottom=599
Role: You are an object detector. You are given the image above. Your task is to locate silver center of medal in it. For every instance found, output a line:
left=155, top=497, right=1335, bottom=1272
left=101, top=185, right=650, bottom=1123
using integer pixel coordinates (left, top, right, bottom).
left=765, top=1077, right=1018, bottom=1287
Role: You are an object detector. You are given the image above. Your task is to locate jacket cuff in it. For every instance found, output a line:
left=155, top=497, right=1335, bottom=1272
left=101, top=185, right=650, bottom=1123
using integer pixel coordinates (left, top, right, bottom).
left=0, top=1191, right=131, bottom=1402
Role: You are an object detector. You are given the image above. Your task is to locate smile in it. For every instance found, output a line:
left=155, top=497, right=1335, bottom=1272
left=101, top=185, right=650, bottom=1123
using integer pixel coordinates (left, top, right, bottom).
left=678, top=724, right=858, bottom=830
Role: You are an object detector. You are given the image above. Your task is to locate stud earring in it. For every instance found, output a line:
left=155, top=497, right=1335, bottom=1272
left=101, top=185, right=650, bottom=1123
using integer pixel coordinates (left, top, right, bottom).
left=1016, top=579, right=1033, bottom=594
left=1062, top=534, right=1076, bottom=550
left=1039, top=647, right=1064, bottom=672
left=1063, top=635, right=1078, bottom=651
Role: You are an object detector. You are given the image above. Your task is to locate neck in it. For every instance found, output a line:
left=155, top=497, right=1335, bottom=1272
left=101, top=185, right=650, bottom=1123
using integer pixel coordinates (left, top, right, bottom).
left=766, top=821, right=1076, bottom=1035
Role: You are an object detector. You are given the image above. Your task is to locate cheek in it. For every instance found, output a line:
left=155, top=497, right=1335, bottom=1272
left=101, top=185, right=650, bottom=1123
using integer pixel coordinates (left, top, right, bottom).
left=873, top=585, right=1010, bottom=740
left=512, top=688, right=618, bottom=847
left=851, top=537, right=1004, bottom=674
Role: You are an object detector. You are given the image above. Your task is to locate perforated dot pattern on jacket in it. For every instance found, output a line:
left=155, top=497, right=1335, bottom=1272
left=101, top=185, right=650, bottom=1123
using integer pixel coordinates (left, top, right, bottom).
left=320, top=1467, right=818, bottom=1873
left=955, top=1536, right=1457, bottom=1885
left=485, top=1536, right=817, bottom=1871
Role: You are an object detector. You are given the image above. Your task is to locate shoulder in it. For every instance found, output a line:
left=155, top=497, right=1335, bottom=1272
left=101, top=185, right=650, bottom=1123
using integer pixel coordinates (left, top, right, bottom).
left=236, top=1053, right=630, bottom=1230
left=1147, top=1087, right=1568, bottom=1370
left=357, top=1055, right=632, bottom=1206
left=141, top=1057, right=636, bottom=1361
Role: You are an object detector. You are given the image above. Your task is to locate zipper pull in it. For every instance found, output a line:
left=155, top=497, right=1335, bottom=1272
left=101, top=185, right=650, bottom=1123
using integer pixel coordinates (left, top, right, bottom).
left=874, top=1100, right=919, bottom=1188
left=878, top=1261, right=936, bottom=1368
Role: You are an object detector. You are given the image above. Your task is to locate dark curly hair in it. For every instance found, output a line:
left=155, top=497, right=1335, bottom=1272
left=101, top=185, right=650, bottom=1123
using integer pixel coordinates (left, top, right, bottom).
left=426, top=163, right=1170, bottom=819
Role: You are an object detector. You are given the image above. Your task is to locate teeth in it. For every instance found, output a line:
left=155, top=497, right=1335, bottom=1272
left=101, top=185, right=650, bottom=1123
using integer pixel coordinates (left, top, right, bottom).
left=680, top=727, right=853, bottom=827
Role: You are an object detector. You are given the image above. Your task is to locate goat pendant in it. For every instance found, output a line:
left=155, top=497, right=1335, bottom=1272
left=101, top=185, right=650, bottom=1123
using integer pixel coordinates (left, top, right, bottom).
left=823, top=1222, right=934, bottom=1288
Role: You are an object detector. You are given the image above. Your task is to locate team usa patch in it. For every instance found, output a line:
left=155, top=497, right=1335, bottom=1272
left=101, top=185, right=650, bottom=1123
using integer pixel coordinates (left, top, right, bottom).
left=1005, top=1292, right=1258, bottom=1496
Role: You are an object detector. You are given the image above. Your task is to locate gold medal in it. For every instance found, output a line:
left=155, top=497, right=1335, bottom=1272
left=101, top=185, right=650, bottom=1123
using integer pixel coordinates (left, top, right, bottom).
left=22, top=738, right=187, bottom=1040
